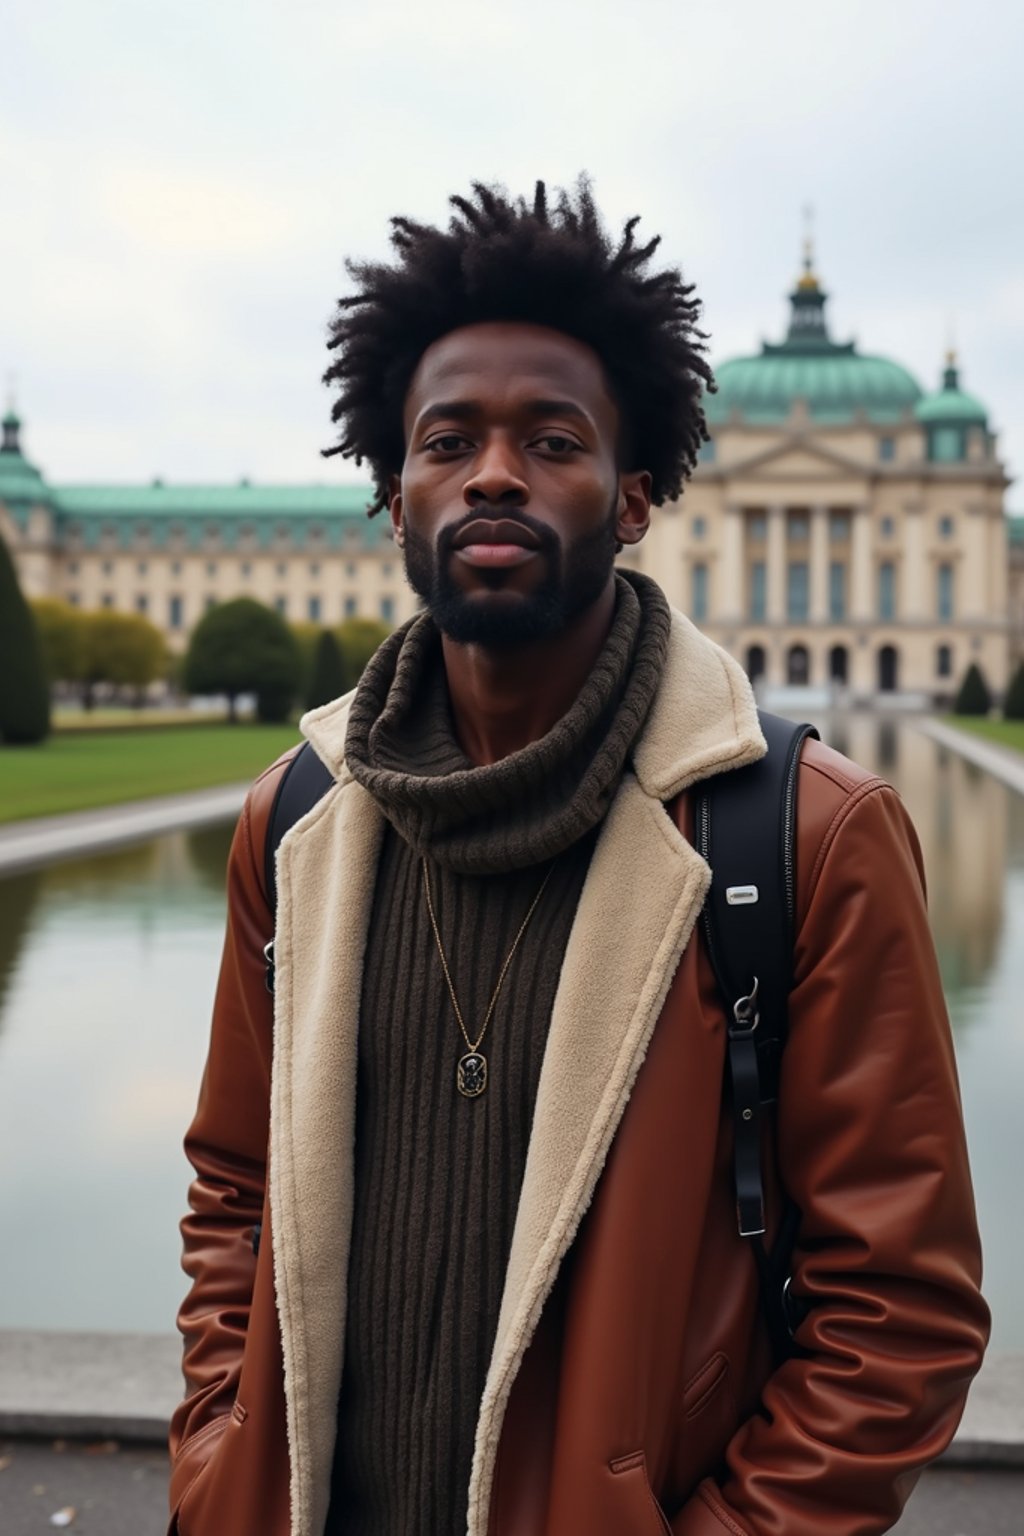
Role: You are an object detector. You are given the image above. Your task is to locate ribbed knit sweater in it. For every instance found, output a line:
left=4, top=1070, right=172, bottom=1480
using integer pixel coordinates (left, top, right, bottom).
left=325, top=573, right=670, bottom=1536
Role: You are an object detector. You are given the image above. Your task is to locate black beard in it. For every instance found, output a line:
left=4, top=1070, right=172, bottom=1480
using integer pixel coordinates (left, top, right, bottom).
left=402, top=502, right=619, bottom=651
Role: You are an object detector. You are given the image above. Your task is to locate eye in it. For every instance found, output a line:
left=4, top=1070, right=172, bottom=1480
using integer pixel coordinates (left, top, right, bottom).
left=533, top=434, right=580, bottom=455
left=424, top=433, right=471, bottom=454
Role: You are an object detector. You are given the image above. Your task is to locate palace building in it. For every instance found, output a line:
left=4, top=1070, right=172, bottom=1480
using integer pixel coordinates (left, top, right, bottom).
left=1, top=247, right=1018, bottom=700
left=623, top=246, right=1015, bottom=702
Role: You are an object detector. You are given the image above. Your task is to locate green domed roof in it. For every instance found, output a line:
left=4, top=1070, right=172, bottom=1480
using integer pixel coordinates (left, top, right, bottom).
left=0, top=409, right=52, bottom=508
left=915, top=356, right=988, bottom=427
left=705, top=255, right=923, bottom=427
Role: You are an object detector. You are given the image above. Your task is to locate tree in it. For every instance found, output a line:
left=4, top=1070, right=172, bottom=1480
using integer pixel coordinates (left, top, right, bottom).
left=80, top=610, right=166, bottom=706
left=1004, top=660, right=1024, bottom=721
left=306, top=629, right=347, bottom=710
left=953, top=662, right=991, bottom=717
left=183, top=598, right=300, bottom=723
left=0, top=535, right=50, bottom=744
left=335, top=617, right=392, bottom=690
left=31, top=598, right=86, bottom=686
left=289, top=620, right=322, bottom=704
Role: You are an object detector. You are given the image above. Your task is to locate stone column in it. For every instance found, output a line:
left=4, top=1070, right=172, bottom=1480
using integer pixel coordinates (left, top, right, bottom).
left=767, top=504, right=786, bottom=623
left=850, top=506, right=873, bottom=621
left=809, top=504, right=829, bottom=623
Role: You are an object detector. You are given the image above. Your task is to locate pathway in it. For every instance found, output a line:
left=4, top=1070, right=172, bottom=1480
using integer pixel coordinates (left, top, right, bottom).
left=0, top=784, right=249, bottom=875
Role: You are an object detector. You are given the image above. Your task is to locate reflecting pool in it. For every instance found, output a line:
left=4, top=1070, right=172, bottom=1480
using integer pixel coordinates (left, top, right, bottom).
left=0, top=714, right=1020, bottom=1352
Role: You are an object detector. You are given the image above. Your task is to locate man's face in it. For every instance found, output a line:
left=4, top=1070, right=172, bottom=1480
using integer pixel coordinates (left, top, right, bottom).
left=390, top=321, right=651, bottom=649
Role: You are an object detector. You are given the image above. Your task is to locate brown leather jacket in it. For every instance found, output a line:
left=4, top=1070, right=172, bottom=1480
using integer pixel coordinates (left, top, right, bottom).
left=170, top=612, right=988, bottom=1536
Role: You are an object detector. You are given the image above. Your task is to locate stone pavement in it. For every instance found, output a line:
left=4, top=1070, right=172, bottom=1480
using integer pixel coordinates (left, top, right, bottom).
left=0, top=784, right=249, bottom=875
left=0, top=1438, right=1020, bottom=1535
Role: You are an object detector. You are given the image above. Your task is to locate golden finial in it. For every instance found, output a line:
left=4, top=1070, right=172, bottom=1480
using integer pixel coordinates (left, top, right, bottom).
left=796, top=203, right=820, bottom=291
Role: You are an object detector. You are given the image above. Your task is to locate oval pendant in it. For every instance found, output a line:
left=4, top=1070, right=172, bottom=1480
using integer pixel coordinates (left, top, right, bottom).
left=457, top=1052, right=487, bottom=1098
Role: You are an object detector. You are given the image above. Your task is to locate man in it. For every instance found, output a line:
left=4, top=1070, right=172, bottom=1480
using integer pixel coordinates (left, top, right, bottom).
left=169, top=180, right=988, bottom=1536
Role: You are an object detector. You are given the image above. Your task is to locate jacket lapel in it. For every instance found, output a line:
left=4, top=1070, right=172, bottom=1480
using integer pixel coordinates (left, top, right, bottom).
left=270, top=761, right=384, bottom=1536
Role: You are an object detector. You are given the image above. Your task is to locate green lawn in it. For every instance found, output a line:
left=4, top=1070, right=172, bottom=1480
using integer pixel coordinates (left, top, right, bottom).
left=0, top=723, right=302, bottom=823
left=945, top=716, right=1024, bottom=755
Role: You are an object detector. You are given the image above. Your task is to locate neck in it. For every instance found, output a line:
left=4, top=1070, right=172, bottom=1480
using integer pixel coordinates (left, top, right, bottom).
left=441, top=582, right=616, bottom=766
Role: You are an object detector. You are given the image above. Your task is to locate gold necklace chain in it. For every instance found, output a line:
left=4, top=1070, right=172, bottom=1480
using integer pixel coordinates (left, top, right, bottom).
left=421, top=855, right=556, bottom=1098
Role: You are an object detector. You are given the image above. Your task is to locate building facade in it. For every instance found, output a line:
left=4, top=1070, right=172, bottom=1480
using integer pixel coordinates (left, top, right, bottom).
left=0, top=250, right=1016, bottom=697
left=622, top=248, right=1013, bottom=703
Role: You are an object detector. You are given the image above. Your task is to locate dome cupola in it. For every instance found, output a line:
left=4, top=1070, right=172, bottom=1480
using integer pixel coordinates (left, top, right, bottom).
left=915, top=351, right=989, bottom=462
left=706, top=241, right=923, bottom=428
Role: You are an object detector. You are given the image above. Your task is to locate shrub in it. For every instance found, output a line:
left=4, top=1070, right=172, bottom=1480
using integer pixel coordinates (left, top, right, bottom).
left=334, top=617, right=392, bottom=690
left=80, top=610, right=166, bottom=705
left=306, top=629, right=347, bottom=710
left=183, top=598, right=300, bottom=722
left=953, top=662, right=991, bottom=717
left=1004, top=660, right=1024, bottom=721
left=0, top=536, right=50, bottom=744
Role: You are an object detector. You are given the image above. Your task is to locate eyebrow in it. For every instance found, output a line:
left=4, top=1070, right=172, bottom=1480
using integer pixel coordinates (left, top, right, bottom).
left=414, top=398, right=592, bottom=430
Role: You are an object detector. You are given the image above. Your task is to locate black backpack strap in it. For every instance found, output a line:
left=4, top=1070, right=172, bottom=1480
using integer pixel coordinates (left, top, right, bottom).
left=694, top=710, right=819, bottom=1361
left=261, top=740, right=336, bottom=992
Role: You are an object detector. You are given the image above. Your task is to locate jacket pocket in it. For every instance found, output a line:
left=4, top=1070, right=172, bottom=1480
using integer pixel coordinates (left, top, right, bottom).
left=608, top=1450, right=672, bottom=1536
left=678, top=1352, right=736, bottom=1488
left=169, top=1410, right=235, bottom=1534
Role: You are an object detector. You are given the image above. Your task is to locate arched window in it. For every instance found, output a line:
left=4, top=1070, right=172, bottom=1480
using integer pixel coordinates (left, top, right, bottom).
left=936, top=644, right=952, bottom=678
left=745, top=644, right=766, bottom=683
left=787, top=644, right=810, bottom=685
left=878, top=645, right=899, bottom=692
left=829, top=645, right=848, bottom=683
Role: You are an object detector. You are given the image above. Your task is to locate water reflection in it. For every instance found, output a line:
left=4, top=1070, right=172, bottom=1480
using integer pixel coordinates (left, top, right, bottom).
left=800, top=713, right=1008, bottom=1005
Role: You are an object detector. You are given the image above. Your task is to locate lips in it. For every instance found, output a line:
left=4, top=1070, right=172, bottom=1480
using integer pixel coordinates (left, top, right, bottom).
left=451, top=518, right=541, bottom=551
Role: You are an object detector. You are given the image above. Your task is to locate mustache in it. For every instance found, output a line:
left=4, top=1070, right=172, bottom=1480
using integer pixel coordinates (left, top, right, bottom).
left=437, top=506, right=559, bottom=552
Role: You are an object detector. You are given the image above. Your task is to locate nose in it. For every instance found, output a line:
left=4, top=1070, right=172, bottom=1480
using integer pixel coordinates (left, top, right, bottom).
left=462, top=436, right=529, bottom=508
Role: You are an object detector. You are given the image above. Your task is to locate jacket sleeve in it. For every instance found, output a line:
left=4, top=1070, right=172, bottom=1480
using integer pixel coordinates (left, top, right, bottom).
left=168, top=758, right=288, bottom=1491
left=673, top=781, right=990, bottom=1536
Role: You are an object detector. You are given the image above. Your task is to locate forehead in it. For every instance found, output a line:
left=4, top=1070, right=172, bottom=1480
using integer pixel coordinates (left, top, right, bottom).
left=403, top=321, right=618, bottom=431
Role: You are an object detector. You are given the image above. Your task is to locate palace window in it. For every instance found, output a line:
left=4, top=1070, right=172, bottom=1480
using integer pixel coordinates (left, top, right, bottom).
left=205, top=596, right=217, bottom=613
left=346, top=561, right=357, bottom=577
left=276, top=562, right=287, bottom=577
left=691, top=563, right=709, bottom=621
left=692, top=516, right=706, bottom=540
left=309, top=561, right=320, bottom=577
left=171, top=561, right=182, bottom=576
left=136, top=594, right=148, bottom=614
left=878, top=561, right=896, bottom=620
left=939, top=514, right=955, bottom=539
left=101, top=594, right=114, bottom=610
left=169, top=595, right=183, bottom=628
left=102, top=559, right=113, bottom=576
left=937, top=643, right=953, bottom=677
left=308, top=595, right=321, bottom=622
left=787, top=561, right=809, bottom=621
left=878, top=436, right=896, bottom=462
left=747, top=512, right=766, bottom=542
left=137, top=560, right=148, bottom=575
left=828, top=511, right=850, bottom=542
left=344, top=596, right=357, bottom=618
left=241, top=561, right=252, bottom=577
left=68, top=592, right=80, bottom=606
left=698, top=439, right=716, bottom=464
left=937, top=563, right=955, bottom=622
left=787, top=513, right=809, bottom=543
left=206, top=561, right=217, bottom=577
left=829, top=561, right=847, bottom=621
left=749, top=561, right=766, bottom=622
left=380, top=595, right=395, bottom=623
left=275, top=596, right=287, bottom=616
left=68, top=560, right=79, bottom=575
left=880, top=516, right=895, bottom=539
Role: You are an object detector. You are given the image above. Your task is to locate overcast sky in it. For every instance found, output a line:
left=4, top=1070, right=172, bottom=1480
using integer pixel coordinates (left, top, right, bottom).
left=2, top=0, right=1021, bottom=503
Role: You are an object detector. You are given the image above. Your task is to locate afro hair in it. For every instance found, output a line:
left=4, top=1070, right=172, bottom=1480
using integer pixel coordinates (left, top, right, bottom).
left=323, top=177, right=715, bottom=514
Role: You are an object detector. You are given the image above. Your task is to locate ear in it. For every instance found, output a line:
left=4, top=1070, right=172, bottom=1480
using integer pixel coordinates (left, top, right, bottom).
left=388, top=475, right=404, bottom=546
left=616, top=470, right=652, bottom=548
